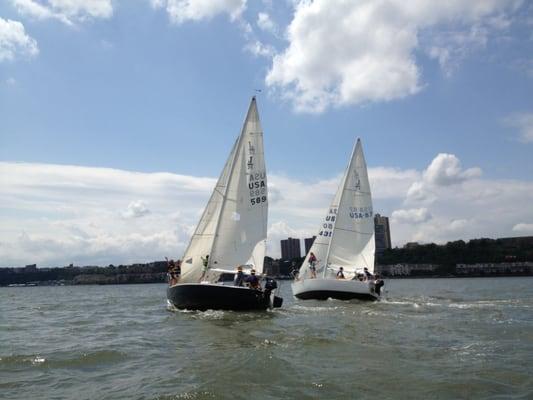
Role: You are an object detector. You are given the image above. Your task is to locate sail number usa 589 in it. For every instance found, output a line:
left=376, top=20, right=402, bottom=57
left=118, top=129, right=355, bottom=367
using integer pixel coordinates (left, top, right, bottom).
left=249, top=172, right=267, bottom=206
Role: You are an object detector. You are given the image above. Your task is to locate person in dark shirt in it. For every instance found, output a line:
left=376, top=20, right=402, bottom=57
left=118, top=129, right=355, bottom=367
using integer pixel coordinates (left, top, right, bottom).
left=363, top=267, right=373, bottom=281
left=246, top=269, right=261, bottom=290
left=234, top=266, right=245, bottom=287
left=336, top=267, right=345, bottom=279
left=374, top=274, right=385, bottom=296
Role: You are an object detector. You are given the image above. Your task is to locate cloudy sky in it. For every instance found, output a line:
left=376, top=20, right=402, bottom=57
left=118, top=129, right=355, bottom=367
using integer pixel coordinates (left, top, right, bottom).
left=1, top=0, right=532, bottom=267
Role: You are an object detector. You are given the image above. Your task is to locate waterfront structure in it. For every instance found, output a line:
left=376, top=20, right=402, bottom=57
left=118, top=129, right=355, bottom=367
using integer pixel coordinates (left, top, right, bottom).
left=376, top=263, right=439, bottom=276
left=304, top=236, right=316, bottom=255
left=281, top=237, right=301, bottom=260
left=456, top=262, right=533, bottom=275
left=374, top=213, right=392, bottom=254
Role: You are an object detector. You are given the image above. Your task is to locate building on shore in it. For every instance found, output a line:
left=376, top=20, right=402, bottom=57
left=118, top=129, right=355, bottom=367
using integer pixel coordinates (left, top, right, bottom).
left=374, top=213, right=392, bottom=254
left=304, top=236, right=316, bottom=255
left=376, top=263, right=439, bottom=276
left=456, top=262, right=533, bottom=275
left=281, top=237, right=301, bottom=260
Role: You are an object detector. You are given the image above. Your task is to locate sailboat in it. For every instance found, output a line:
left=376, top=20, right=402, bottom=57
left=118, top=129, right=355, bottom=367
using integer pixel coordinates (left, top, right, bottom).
left=167, top=97, right=283, bottom=311
left=291, top=139, right=380, bottom=301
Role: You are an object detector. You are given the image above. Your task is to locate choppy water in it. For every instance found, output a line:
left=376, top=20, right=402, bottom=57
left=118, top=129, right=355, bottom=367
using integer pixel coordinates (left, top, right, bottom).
left=1, top=278, right=532, bottom=400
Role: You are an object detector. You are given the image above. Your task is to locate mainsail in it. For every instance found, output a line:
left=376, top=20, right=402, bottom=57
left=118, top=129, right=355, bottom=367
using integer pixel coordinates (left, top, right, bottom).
left=299, top=139, right=375, bottom=279
left=180, top=98, right=268, bottom=282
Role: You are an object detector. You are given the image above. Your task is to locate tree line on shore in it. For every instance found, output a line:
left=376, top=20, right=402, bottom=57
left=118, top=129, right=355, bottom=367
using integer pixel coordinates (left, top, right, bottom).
left=1, top=237, right=531, bottom=285
left=377, top=237, right=533, bottom=265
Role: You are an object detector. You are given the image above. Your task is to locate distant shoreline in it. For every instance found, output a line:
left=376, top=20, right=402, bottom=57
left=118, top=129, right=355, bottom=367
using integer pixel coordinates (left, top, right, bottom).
left=2, top=272, right=532, bottom=287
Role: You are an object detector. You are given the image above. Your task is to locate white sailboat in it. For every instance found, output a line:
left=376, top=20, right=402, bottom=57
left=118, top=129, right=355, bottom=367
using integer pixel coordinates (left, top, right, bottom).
left=291, top=139, right=380, bottom=301
left=167, top=97, right=283, bottom=310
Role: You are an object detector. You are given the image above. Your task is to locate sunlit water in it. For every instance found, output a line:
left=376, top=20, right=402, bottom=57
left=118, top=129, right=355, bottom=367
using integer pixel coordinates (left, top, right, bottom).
left=1, top=278, right=532, bottom=399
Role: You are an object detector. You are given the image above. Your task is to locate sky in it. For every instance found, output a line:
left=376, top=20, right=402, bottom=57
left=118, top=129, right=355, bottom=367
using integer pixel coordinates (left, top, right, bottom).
left=1, top=0, right=533, bottom=267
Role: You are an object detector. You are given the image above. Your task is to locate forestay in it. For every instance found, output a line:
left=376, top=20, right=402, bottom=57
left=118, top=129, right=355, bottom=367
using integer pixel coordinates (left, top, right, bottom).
left=180, top=98, right=268, bottom=283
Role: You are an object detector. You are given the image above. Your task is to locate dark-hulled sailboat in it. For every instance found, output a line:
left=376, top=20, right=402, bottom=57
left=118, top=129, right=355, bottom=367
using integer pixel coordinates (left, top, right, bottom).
left=167, top=97, right=282, bottom=311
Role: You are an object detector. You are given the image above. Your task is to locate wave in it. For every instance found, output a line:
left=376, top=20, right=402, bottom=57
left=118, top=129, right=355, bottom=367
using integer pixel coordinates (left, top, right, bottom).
left=0, top=350, right=126, bottom=369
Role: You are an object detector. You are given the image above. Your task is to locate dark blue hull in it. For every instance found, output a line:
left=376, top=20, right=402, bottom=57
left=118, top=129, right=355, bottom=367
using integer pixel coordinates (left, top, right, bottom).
left=167, top=283, right=283, bottom=311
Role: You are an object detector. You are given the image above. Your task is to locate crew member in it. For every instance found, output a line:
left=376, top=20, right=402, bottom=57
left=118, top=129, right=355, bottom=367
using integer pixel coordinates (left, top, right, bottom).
left=234, top=266, right=245, bottom=287
left=246, top=269, right=261, bottom=290
left=308, top=252, right=317, bottom=278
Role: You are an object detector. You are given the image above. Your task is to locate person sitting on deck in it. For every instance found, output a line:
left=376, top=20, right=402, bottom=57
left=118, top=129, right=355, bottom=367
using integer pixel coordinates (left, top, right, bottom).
left=336, top=267, right=345, bottom=279
left=363, top=267, right=373, bottom=281
left=246, top=269, right=261, bottom=290
left=234, top=266, right=245, bottom=287
left=352, top=272, right=364, bottom=282
left=308, top=252, right=317, bottom=278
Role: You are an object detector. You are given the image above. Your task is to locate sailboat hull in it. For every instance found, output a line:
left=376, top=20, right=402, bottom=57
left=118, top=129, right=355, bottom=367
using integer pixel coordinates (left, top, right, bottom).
left=291, top=278, right=379, bottom=301
left=167, top=283, right=282, bottom=311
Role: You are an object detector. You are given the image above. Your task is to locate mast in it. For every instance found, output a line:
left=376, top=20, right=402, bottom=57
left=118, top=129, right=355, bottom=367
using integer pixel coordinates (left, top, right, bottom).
left=322, top=139, right=359, bottom=278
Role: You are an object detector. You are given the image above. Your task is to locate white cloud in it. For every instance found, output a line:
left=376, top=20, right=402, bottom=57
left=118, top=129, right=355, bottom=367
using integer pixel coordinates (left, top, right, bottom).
left=266, top=0, right=522, bottom=113
left=257, top=12, right=276, bottom=34
left=512, top=223, right=533, bottom=233
left=12, top=0, right=113, bottom=25
left=1, top=159, right=532, bottom=266
left=410, top=218, right=470, bottom=243
left=427, top=25, right=491, bottom=77
left=368, top=167, right=420, bottom=200
left=423, top=153, right=482, bottom=186
left=153, top=0, right=246, bottom=24
left=504, top=112, right=533, bottom=143
left=244, top=39, right=274, bottom=58
left=0, top=18, right=38, bottom=62
left=406, top=153, right=482, bottom=203
left=0, top=162, right=215, bottom=266
left=6, top=77, right=17, bottom=85
left=391, top=208, right=432, bottom=224
left=122, top=200, right=151, bottom=219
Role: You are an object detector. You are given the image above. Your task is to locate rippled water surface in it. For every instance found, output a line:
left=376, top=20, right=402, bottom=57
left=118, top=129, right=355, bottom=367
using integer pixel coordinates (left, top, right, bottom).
left=1, top=278, right=532, bottom=399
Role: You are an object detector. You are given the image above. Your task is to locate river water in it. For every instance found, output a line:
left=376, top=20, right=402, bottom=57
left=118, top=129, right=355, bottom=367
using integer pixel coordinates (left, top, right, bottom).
left=1, top=277, right=532, bottom=399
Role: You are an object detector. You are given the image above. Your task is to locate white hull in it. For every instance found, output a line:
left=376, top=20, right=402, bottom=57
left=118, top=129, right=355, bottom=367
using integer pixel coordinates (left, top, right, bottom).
left=291, top=278, right=379, bottom=301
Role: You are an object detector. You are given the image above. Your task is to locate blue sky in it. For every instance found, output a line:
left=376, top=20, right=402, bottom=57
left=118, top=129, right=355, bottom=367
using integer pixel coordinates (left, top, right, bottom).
left=1, top=0, right=533, bottom=267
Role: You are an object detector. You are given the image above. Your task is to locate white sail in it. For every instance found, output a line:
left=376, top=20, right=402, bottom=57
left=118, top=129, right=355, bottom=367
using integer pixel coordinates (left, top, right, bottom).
left=179, top=138, right=238, bottom=283
left=180, top=98, right=268, bottom=282
left=246, top=239, right=266, bottom=274
left=298, top=139, right=375, bottom=279
left=298, top=176, right=343, bottom=280
left=327, top=139, right=375, bottom=274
